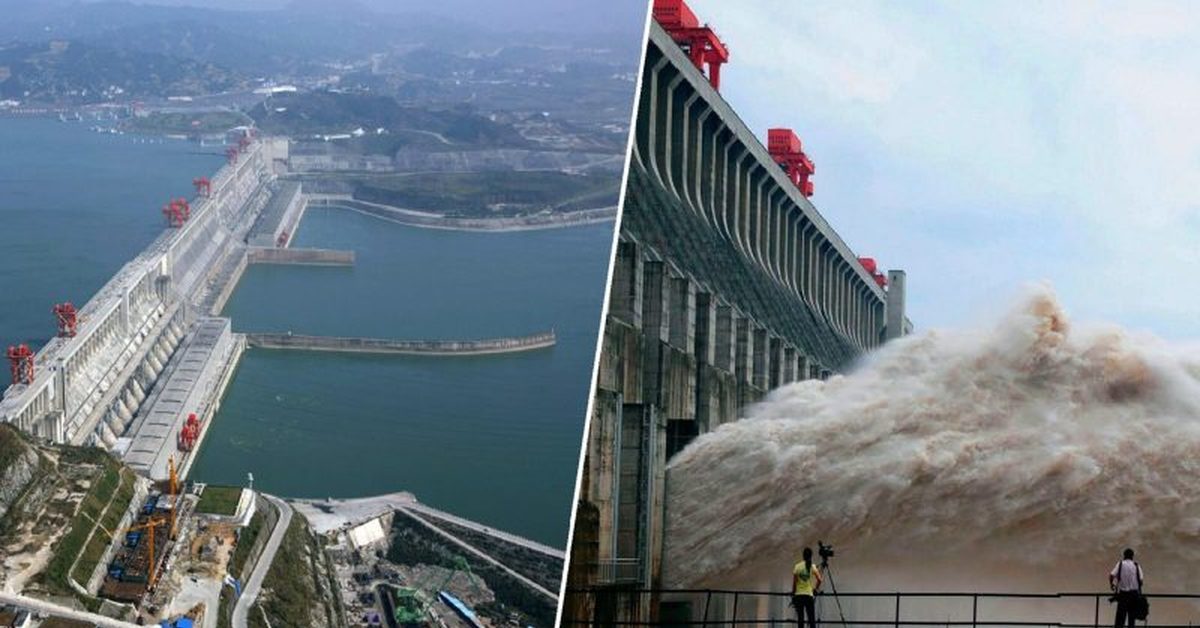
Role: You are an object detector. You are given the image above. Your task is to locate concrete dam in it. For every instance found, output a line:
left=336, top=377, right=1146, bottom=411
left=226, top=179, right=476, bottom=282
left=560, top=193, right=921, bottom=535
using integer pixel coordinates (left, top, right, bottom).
left=0, top=133, right=550, bottom=485
left=0, top=137, right=287, bottom=451
left=565, top=10, right=913, bottom=626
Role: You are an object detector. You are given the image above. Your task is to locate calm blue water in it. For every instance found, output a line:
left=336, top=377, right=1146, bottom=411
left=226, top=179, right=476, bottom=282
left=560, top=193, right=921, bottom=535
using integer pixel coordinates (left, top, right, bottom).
left=191, top=207, right=611, bottom=547
left=0, top=118, right=611, bottom=548
left=0, top=118, right=222, bottom=348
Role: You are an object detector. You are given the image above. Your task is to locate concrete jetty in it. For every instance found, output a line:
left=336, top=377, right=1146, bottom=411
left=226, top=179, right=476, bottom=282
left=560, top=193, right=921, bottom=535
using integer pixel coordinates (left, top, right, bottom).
left=246, top=246, right=354, bottom=266
left=243, top=330, right=556, bottom=355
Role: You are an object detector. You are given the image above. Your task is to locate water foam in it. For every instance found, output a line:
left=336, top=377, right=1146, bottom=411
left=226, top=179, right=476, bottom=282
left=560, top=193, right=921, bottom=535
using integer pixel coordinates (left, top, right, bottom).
left=664, top=286, right=1200, bottom=599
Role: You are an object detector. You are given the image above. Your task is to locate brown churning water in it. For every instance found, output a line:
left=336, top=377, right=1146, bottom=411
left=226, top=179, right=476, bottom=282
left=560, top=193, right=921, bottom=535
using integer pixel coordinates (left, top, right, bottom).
left=663, top=285, right=1200, bottom=620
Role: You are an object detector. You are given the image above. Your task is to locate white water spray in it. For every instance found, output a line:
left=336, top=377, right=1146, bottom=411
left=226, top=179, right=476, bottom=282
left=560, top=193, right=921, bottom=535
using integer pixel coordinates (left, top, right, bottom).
left=664, top=286, right=1200, bottom=611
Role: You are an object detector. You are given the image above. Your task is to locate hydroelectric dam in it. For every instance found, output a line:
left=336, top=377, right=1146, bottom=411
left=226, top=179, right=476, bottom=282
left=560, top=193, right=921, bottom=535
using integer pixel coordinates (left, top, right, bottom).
left=565, top=3, right=913, bottom=625
left=0, top=134, right=555, bottom=485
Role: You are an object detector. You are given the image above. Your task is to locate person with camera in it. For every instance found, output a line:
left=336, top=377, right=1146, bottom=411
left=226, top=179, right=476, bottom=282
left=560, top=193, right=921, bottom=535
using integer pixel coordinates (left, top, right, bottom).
left=1109, top=548, right=1147, bottom=628
left=792, top=547, right=824, bottom=628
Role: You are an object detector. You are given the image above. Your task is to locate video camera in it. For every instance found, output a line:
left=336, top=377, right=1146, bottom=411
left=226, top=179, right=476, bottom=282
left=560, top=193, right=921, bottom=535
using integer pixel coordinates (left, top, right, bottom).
left=818, top=541, right=835, bottom=562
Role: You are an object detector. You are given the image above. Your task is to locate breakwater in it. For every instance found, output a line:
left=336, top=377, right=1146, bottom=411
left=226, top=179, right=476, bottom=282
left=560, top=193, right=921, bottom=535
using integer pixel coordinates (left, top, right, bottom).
left=246, top=247, right=354, bottom=266
left=243, top=330, right=556, bottom=355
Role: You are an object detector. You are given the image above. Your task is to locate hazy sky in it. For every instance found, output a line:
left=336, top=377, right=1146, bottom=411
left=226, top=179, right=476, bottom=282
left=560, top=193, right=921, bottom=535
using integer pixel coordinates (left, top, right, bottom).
left=97, top=0, right=650, bottom=35
left=687, top=0, right=1200, bottom=341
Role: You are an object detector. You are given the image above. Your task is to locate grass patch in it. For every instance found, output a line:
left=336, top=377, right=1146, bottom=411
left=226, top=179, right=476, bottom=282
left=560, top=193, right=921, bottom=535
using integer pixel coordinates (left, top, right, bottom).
left=197, top=485, right=243, bottom=516
left=230, top=509, right=266, bottom=581
left=250, top=515, right=320, bottom=628
left=34, top=454, right=125, bottom=611
left=71, top=468, right=136, bottom=585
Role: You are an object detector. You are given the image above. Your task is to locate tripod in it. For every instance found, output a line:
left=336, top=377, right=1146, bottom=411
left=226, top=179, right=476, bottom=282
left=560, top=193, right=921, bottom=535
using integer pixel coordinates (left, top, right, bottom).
left=818, top=555, right=849, bottom=627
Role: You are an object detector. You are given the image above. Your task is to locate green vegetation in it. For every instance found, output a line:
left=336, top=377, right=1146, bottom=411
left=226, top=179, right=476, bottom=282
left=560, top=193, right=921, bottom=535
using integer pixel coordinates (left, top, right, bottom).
left=352, top=171, right=618, bottom=216
left=0, top=424, right=26, bottom=475
left=249, top=91, right=526, bottom=148
left=217, top=584, right=236, bottom=628
left=124, top=110, right=252, bottom=135
left=33, top=452, right=131, bottom=613
left=197, top=485, right=244, bottom=516
left=249, top=514, right=332, bottom=628
left=388, top=512, right=557, bottom=627
left=230, top=508, right=266, bottom=581
left=71, top=467, right=136, bottom=585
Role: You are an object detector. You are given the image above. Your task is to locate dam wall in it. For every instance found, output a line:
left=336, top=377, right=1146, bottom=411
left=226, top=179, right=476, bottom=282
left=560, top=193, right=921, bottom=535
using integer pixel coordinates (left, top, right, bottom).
left=243, top=330, right=556, bottom=355
left=0, top=138, right=287, bottom=446
left=247, top=180, right=306, bottom=248
left=565, top=22, right=913, bottom=625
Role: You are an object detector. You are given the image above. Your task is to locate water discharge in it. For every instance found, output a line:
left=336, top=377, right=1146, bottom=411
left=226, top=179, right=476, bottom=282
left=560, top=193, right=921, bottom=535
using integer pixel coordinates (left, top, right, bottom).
left=664, top=285, right=1200, bottom=610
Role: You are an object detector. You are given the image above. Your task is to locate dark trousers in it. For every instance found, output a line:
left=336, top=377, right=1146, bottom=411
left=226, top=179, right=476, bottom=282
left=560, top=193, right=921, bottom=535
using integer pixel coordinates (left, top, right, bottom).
left=793, top=594, right=816, bottom=628
left=1114, top=591, right=1138, bottom=628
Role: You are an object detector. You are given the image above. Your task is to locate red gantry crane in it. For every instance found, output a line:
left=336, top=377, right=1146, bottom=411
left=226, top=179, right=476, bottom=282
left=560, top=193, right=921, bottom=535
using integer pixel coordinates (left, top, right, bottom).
left=162, top=198, right=191, bottom=228
left=53, top=302, right=79, bottom=337
left=653, top=0, right=730, bottom=91
left=225, top=146, right=239, bottom=165
left=7, top=344, right=34, bottom=385
left=858, top=257, right=889, bottom=288
left=237, top=135, right=251, bottom=153
left=178, top=413, right=201, bottom=452
left=767, top=128, right=816, bottom=197
left=193, top=176, right=212, bottom=198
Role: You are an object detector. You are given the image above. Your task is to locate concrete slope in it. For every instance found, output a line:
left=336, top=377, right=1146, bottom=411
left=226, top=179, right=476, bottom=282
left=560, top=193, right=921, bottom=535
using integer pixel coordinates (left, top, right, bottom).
left=232, top=494, right=293, bottom=628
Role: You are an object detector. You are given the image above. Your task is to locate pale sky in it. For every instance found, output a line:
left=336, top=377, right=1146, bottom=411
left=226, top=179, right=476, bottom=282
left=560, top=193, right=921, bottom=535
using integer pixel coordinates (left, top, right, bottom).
left=687, top=0, right=1200, bottom=340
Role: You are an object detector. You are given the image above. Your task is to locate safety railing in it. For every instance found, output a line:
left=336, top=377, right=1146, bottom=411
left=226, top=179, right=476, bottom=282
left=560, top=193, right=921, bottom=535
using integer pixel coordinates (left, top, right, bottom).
left=563, top=587, right=1200, bottom=628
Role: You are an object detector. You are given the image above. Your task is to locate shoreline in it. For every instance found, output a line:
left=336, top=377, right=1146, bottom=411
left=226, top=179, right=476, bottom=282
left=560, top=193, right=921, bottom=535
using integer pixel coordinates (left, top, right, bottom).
left=308, top=196, right=617, bottom=232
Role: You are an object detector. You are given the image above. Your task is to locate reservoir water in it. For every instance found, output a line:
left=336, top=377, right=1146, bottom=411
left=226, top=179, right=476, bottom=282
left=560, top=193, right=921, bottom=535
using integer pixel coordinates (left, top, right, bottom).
left=192, top=209, right=611, bottom=546
left=0, top=118, right=611, bottom=548
left=0, top=118, right=222, bottom=348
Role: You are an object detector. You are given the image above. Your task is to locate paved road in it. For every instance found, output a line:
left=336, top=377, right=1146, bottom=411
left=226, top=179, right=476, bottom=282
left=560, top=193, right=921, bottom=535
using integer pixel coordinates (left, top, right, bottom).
left=232, top=494, right=293, bottom=628
left=0, top=591, right=141, bottom=628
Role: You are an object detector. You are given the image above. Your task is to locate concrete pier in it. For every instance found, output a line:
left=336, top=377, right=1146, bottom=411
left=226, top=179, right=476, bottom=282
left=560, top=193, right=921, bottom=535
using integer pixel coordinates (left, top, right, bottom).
left=243, top=330, right=556, bottom=355
left=245, top=246, right=354, bottom=266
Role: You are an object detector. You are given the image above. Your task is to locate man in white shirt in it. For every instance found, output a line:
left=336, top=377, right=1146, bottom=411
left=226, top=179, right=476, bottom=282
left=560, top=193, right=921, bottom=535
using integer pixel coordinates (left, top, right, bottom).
left=1109, top=548, right=1144, bottom=628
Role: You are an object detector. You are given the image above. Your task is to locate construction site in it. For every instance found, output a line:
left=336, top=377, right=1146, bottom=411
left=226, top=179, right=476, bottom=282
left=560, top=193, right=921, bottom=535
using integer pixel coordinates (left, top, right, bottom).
left=293, top=494, right=564, bottom=628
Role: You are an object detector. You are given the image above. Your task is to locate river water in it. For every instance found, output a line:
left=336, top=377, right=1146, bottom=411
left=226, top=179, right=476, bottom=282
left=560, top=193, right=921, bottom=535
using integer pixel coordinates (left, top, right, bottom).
left=0, top=119, right=611, bottom=548
left=0, top=118, right=222, bottom=348
left=189, top=207, right=611, bottom=548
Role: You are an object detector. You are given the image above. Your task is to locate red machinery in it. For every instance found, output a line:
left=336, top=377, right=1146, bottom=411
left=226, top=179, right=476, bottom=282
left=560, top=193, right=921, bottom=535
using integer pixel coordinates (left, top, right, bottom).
left=858, top=257, right=889, bottom=288
left=225, top=146, right=239, bottom=165
left=177, top=412, right=201, bottom=451
left=653, top=0, right=729, bottom=91
left=53, top=302, right=78, bottom=337
left=767, top=128, right=815, bottom=197
left=276, top=230, right=289, bottom=248
left=162, top=198, right=191, bottom=228
left=193, top=176, right=212, bottom=197
left=7, top=344, right=34, bottom=385
left=237, top=135, right=251, bottom=153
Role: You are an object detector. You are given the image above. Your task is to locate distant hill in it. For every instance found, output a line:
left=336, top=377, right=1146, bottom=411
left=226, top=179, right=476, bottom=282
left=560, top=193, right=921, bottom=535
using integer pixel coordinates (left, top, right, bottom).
left=0, top=40, right=243, bottom=102
left=250, top=91, right=529, bottom=148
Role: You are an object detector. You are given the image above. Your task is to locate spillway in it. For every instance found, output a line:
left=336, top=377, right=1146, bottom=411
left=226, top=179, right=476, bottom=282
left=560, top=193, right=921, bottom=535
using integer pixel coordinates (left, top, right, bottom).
left=661, top=286, right=1200, bottom=624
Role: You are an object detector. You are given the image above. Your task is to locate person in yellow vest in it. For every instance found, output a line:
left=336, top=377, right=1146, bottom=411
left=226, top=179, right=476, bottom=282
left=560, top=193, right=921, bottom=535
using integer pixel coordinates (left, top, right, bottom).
left=793, top=547, right=823, bottom=628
